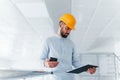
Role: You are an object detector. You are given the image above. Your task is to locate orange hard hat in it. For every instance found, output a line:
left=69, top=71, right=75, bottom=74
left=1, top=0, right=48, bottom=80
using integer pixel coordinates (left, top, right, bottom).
left=59, top=13, right=76, bottom=30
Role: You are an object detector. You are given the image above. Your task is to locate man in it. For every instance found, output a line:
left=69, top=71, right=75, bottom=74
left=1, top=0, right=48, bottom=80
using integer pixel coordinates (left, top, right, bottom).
left=40, top=13, right=96, bottom=80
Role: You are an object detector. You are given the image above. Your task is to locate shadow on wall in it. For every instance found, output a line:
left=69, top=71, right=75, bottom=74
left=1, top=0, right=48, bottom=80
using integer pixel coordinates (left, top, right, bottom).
left=45, top=0, right=71, bottom=32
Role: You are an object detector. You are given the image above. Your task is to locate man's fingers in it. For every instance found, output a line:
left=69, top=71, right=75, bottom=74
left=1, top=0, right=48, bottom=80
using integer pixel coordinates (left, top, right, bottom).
left=87, top=67, right=96, bottom=74
left=47, top=61, right=59, bottom=68
left=46, top=59, right=50, bottom=62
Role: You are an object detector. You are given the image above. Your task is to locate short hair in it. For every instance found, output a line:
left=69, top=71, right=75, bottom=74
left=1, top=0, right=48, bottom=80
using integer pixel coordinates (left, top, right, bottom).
left=59, top=21, right=65, bottom=25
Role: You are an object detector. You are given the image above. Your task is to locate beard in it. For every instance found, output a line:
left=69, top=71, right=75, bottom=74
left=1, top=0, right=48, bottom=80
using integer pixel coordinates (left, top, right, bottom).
left=60, top=30, right=69, bottom=38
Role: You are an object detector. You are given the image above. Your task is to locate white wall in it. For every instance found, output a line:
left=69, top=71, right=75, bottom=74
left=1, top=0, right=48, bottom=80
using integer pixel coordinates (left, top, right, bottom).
left=0, top=0, right=120, bottom=80
left=0, top=0, right=54, bottom=70
left=71, top=0, right=120, bottom=80
left=71, top=0, right=120, bottom=54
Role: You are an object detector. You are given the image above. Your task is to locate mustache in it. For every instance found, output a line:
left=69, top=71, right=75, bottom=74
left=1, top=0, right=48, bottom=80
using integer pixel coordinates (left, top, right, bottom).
left=65, top=33, right=69, bottom=35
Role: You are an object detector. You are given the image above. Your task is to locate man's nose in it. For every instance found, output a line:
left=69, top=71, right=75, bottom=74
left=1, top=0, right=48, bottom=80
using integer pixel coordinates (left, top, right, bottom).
left=67, top=30, right=71, bottom=33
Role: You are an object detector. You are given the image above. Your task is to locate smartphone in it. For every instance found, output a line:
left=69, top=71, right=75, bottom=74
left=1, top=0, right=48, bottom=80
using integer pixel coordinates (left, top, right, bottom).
left=50, top=57, right=58, bottom=61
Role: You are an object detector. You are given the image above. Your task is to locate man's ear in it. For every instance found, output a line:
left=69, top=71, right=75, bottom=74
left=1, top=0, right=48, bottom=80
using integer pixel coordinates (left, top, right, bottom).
left=59, top=21, right=64, bottom=28
left=59, top=22, right=62, bottom=28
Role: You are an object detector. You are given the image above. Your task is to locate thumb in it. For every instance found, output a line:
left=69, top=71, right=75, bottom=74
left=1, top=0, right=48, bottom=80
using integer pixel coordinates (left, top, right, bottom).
left=46, top=58, right=50, bottom=62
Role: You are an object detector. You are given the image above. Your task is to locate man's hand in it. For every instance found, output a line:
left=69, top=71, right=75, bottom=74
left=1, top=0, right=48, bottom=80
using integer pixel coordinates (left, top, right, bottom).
left=44, top=59, right=59, bottom=68
left=87, top=67, right=96, bottom=74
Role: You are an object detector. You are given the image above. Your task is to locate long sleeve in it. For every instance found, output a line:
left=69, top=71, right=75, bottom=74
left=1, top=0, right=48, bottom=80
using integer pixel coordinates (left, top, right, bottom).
left=39, top=39, right=49, bottom=68
left=72, top=44, right=81, bottom=68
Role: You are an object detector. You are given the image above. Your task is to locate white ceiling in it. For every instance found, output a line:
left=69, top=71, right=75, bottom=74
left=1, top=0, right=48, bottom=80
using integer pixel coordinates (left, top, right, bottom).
left=1, top=0, right=120, bottom=54
left=71, top=0, right=120, bottom=53
left=11, top=0, right=49, bottom=18
left=10, top=0, right=52, bottom=35
left=15, top=3, right=49, bottom=18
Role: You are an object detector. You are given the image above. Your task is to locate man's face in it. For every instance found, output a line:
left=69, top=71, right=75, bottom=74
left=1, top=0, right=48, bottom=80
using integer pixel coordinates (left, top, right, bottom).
left=60, top=23, right=71, bottom=38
